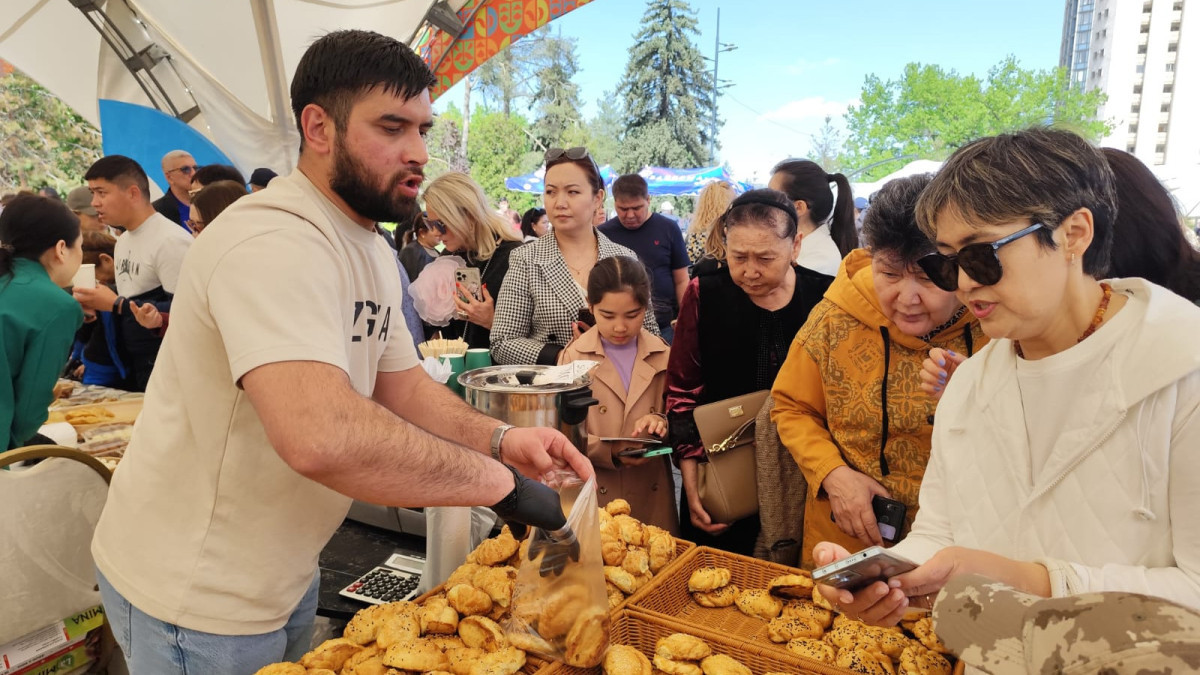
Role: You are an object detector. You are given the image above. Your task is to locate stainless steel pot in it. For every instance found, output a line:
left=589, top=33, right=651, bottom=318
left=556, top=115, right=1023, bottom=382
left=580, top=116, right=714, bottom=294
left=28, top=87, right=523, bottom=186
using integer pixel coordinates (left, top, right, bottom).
left=458, top=365, right=598, bottom=451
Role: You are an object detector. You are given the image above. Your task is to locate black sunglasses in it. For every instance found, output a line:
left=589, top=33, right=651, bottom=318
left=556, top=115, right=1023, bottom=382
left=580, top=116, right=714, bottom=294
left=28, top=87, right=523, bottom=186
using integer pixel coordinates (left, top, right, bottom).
left=917, top=222, right=1046, bottom=292
left=425, top=218, right=448, bottom=235
left=544, top=146, right=590, bottom=162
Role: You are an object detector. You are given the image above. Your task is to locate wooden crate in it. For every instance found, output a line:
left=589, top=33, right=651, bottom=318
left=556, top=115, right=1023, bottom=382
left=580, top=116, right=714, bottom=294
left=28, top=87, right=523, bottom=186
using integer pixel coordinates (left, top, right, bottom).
left=543, top=609, right=845, bottom=675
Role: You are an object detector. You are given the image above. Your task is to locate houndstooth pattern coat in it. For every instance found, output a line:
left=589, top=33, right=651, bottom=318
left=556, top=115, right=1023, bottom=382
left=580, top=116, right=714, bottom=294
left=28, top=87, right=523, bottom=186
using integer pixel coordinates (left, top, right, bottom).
left=490, top=232, right=660, bottom=365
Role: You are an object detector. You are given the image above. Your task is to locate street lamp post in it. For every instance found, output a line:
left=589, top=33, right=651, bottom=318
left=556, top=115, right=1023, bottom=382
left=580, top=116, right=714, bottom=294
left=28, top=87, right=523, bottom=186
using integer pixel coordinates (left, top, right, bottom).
left=708, top=8, right=736, bottom=164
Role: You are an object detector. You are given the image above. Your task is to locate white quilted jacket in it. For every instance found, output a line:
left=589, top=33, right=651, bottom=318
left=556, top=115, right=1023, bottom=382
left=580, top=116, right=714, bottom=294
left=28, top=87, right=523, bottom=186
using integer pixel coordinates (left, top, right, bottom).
left=892, top=278, right=1200, bottom=610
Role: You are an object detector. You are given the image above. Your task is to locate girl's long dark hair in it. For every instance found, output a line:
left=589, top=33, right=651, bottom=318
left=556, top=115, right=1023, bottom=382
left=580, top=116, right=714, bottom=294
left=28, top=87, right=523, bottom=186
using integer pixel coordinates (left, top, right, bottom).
left=0, top=194, right=81, bottom=279
left=771, top=159, right=859, bottom=256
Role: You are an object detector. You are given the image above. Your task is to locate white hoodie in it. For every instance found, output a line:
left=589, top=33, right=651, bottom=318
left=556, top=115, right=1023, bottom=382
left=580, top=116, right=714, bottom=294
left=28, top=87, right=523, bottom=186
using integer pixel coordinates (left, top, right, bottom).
left=893, top=278, right=1200, bottom=609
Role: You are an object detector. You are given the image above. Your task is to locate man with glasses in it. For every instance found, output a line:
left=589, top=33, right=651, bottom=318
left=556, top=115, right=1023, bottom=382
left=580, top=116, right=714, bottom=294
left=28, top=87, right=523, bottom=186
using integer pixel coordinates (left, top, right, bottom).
left=153, top=149, right=198, bottom=229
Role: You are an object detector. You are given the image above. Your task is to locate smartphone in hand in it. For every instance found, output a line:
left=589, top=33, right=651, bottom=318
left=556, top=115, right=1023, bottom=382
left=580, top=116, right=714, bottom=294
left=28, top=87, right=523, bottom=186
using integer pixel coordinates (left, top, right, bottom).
left=455, top=268, right=482, bottom=302
left=872, top=495, right=907, bottom=544
left=812, top=546, right=918, bottom=592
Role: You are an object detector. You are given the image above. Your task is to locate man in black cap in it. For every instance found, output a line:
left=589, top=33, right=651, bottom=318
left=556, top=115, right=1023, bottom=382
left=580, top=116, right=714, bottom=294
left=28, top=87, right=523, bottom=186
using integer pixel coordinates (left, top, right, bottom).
left=249, top=167, right=278, bottom=192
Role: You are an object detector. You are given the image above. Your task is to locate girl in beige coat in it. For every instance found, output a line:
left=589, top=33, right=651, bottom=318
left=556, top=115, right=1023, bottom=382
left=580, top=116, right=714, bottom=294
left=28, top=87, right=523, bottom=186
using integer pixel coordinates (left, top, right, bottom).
left=560, top=257, right=678, bottom=533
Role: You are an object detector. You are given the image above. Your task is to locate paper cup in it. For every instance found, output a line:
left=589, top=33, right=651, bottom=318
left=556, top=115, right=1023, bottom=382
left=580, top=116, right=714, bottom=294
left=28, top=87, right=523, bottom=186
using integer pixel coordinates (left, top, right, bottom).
left=465, top=348, right=492, bottom=370
left=72, top=263, right=96, bottom=289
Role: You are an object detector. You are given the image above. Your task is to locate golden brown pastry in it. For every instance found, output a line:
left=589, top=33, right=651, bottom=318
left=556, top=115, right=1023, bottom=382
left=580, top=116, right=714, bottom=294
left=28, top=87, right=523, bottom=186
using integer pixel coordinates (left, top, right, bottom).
left=374, top=610, right=421, bottom=648
left=447, top=583, right=493, bottom=616
left=467, top=645, right=527, bottom=675
left=656, top=633, right=712, bottom=661
left=605, top=566, right=641, bottom=595
left=342, top=603, right=392, bottom=645
left=474, top=567, right=517, bottom=609
left=612, top=514, right=646, bottom=545
left=687, top=567, right=732, bottom=592
left=826, top=623, right=878, bottom=651
left=607, top=581, right=626, bottom=608
left=603, top=644, right=653, bottom=675
left=868, top=626, right=913, bottom=659
left=898, top=645, right=952, bottom=675
left=539, top=586, right=590, bottom=639
left=645, top=527, right=677, bottom=574
left=836, top=647, right=895, bottom=675
left=467, top=529, right=521, bottom=566
left=767, top=573, right=815, bottom=599
left=458, top=615, right=508, bottom=651
left=298, top=637, right=361, bottom=671
left=811, top=583, right=835, bottom=611
left=691, top=583, right=739, bottom=608
left=734, top=588, right=783, bottom=620
left=340, top=645, right=382, bottom=671
left=340, top=655, right=389, bottom=675
left=505, top=623, right=557, bottom=656
left=382, top=639, right=449, bottom=671
left=564, top=607, right=610, bottom=667
left=653, top=655, right=704, bottom=675
left=304, top=670, right=335, bottom=675
left=605, top=498, right=632, bottom=516
left=420, top=597, right=460, bottom=635
left=622, top=547, right=651, bottom=576
left=603, top=537, right=629, bottom=566
left=766, top=615, right=824, bottom=642
left=445, top=646, right=487, bottom=675
left=780, top=600, right=834, bottom=628
left=429, top=635, right=466, bottom=651
left=910, top=617, right=951, bottom=654
left=786, top=637, right=836, bottom=663
left=252, top=664, right=305, bottom=675
left=445, top=562, right=488, bottom=589
left=699, top=654, right=751, bottom=675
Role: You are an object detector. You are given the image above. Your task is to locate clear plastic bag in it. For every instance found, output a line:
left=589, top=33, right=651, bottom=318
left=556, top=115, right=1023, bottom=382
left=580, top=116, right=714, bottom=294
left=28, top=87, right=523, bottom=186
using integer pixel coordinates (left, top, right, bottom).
left=504, top=471, right=610, bottom=667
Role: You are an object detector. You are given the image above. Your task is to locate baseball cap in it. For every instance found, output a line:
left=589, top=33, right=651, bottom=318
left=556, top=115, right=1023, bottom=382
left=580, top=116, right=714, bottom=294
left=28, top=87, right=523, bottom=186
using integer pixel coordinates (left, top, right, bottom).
left=934, top=574, right=1200, bottom=674
left=66, top=186, right=97, bottom=216
left=249, top=167, right=278, bottom=188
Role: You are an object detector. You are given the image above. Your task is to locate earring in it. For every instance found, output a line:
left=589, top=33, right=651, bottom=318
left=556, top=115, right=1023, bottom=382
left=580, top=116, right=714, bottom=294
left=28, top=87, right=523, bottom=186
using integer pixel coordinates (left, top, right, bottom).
left=1070, top=252, right=1076, bottom=264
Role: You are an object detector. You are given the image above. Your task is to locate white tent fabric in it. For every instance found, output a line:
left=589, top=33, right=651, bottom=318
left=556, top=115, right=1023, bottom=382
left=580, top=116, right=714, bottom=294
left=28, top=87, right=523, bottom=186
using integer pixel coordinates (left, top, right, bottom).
left=1, top=0, right=458, bottom=177
left=851, top=159, right=945, bottom=201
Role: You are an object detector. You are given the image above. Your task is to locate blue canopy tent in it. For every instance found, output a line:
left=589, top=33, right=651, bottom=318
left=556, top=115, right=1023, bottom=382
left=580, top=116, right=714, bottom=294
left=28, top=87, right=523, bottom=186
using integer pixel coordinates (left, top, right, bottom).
left=505, top=164, right=750, bottom=196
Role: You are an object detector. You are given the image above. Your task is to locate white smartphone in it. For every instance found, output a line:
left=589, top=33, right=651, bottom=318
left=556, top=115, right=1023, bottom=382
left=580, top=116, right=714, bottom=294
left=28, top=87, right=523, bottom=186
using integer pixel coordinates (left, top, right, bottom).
left=812, top=546, right=918, bottom=592
left=454, top=268, right=482, bottom=302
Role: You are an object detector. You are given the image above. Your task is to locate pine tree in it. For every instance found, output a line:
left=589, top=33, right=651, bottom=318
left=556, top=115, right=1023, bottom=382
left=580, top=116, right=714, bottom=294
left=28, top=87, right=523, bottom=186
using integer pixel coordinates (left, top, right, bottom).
left=529, top=32, right=586, bottom=151
left=617, top=0, right=716, bottom=172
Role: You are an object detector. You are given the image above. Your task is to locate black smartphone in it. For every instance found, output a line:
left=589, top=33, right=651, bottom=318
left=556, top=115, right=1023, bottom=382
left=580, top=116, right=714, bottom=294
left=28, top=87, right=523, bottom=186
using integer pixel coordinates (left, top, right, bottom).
left=872, top=495, right=907, bottom=544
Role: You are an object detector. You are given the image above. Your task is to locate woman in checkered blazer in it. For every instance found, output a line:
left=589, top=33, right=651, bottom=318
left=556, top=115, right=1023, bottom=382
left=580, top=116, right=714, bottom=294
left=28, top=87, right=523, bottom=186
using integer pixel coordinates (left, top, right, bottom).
left=491, top=148, right=659, bottom=365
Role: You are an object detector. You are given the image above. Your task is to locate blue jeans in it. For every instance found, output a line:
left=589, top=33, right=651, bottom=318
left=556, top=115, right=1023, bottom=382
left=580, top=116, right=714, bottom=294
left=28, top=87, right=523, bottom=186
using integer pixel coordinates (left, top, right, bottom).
left=96, top=567, right=319, bottom=675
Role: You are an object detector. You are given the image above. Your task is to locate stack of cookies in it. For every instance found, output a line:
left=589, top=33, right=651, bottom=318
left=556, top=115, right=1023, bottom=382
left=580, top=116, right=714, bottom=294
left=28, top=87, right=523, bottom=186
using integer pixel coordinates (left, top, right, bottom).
left=600, top=499, right=679, bottom=607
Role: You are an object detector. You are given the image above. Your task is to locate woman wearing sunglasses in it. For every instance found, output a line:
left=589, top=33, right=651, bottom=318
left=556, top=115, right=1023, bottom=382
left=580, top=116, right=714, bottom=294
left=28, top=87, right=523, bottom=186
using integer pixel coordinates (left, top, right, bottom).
left=770, top=174, right=984, bottom=570
left=422, top=172, right=522, bottom=350
left=491, top=147, right=658, bottom=365
left=815, top=128, right=1200, bottom=624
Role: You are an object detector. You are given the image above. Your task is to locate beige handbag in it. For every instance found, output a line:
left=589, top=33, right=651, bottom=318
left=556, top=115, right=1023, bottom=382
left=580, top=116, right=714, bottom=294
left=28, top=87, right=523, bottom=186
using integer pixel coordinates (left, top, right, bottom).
left=693, top=390, right=770, bottom=524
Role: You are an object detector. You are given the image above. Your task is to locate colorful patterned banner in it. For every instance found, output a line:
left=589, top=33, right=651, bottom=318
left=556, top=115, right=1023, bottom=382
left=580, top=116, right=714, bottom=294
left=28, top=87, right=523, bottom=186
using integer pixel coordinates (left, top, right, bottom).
left=414, top=0, right=596, bottom=100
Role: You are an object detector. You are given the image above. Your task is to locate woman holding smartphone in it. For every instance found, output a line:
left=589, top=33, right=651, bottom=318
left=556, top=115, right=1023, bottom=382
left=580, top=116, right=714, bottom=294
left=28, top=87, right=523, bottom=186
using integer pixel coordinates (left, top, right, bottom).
left=422, top=172, right=522, bottom=349
left=491, top=147, right=658, bottom=365
left=816, top=128, right=1200, bottom=623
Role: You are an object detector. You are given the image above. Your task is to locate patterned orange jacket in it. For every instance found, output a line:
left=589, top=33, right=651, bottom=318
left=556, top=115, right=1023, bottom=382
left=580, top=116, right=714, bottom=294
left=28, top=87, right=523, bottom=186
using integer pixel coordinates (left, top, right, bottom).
left=771, top=249, right=986, bottom=569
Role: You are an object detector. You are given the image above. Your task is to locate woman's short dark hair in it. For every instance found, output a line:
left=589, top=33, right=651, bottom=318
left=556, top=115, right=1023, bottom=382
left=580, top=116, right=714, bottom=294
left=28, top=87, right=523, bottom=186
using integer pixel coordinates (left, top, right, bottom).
left=586, top=255, right=652, bottom=310
left=770, top=159, right=860, bottom=256
left=1102, top=148, right=1200, bottom=301
left=192, top=180, right=248, bottom=224
left=0, top=194, right=81, bottom=279
left=290, top=30, right=435, bottom=149
left=916, top=127, right=1117, bottom=278
left=723, top=188, right=798, bottom=241
left=861, top=174, right=936, bottom=266
left=520, top=208, right=545, bottom=238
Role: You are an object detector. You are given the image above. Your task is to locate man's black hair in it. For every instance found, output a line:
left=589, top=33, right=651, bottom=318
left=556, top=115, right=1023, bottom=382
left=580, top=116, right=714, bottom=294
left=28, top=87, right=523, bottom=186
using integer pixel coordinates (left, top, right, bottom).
left=290, top=29, right=436, bottom=149
left=84, top=155, right=151, bottom=201
left=193, top=164, right=246, bottom=188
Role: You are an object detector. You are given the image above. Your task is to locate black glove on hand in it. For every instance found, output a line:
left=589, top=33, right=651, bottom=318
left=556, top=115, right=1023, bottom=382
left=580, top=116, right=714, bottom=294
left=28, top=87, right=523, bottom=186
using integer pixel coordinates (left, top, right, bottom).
left=489, top=465, right=580, bottom=576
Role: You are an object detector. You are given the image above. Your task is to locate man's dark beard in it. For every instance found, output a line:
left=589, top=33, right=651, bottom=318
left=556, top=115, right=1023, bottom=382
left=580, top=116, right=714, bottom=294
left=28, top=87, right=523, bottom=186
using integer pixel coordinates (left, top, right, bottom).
left=329, top=136, right=422, bottom=223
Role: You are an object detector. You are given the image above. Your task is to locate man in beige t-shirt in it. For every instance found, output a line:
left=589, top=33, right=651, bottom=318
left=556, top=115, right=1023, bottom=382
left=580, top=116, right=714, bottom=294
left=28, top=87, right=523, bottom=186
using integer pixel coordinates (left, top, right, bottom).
left=91, top=30, right=592, bottom=675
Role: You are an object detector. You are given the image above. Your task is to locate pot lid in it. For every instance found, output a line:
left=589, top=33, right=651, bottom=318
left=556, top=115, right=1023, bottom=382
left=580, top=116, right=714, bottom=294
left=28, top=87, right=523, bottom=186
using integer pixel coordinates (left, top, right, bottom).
left=458, top=364, right=594, bottom=393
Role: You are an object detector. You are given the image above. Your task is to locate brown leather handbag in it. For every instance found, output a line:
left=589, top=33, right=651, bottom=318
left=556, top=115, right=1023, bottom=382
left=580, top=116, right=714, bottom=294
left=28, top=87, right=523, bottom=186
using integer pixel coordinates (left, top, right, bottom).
left=693, top=390, right=770, bottom=524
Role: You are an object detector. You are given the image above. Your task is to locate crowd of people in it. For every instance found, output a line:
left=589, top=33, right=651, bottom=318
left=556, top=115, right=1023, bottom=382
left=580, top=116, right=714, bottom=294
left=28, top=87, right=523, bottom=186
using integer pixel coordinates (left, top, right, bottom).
left=2, top=27, right=1199, bottom=675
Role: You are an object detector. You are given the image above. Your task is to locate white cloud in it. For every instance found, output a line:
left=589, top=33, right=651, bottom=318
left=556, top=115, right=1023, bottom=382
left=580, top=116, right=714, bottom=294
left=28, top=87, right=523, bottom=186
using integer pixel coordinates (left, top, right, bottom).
left=759, top=97, right=856, bottom=123
left=785, top=57, right=841, bottom=75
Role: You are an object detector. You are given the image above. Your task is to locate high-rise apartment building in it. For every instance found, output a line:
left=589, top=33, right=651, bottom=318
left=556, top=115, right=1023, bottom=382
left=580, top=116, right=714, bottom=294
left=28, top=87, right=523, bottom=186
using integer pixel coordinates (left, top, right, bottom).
left=1061, top=0, right=1195, bottom=167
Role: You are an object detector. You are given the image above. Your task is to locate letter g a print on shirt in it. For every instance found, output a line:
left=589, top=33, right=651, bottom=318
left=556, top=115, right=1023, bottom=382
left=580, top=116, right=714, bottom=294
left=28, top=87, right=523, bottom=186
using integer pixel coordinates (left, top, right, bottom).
left=352, top=300, right=391, bottom=343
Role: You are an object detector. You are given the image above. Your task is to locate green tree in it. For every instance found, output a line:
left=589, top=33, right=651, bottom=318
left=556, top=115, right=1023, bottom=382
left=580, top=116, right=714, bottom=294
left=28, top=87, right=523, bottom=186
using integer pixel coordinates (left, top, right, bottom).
left=0, top=65, right=101, bottom=193
left=586, top=93, right=627, bottom=170
left=425, top=103, right=467, bottom=182
left=617, top=0, right=716, bottom=172
left=528, top=31, right=586, bottom=152
left=809, top=115, right=843, bottom=173
left=841, top=56, right=1110, bottom=180
left=465, top=109, right=539, bottom=212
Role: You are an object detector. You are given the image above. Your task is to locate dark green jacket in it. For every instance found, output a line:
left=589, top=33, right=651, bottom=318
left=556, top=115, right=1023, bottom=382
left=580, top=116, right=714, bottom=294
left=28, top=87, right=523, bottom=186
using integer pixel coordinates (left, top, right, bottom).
left=2, top=258, right=83, bottom=450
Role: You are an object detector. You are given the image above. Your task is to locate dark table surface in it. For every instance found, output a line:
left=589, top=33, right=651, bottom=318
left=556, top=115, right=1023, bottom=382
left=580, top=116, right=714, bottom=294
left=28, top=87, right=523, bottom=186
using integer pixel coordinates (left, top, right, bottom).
left=317, top=518, right=426, bottom=620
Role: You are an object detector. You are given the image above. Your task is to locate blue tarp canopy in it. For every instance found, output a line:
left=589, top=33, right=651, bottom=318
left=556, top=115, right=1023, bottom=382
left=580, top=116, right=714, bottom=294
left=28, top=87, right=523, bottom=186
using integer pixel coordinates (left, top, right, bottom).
left=505, top=164, right=751, bottom=196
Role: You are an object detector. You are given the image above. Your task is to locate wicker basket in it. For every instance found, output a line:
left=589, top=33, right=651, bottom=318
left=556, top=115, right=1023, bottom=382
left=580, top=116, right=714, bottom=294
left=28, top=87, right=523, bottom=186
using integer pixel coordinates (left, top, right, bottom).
left=542, top=609, right=839, bottom=674
left=625, top=546, right=812, bottom=649
left=609, top=537, right=697, bottom=612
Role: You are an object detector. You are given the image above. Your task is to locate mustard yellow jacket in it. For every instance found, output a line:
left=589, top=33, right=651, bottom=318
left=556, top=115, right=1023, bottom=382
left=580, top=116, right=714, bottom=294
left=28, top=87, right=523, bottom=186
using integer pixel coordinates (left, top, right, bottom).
left=770, top=249, right=986, bottom=568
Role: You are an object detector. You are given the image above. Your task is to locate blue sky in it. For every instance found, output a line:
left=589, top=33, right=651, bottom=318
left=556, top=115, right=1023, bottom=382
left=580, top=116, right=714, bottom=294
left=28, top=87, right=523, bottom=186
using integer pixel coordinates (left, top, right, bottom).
left=436, top=0, right=1067, bottom=183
